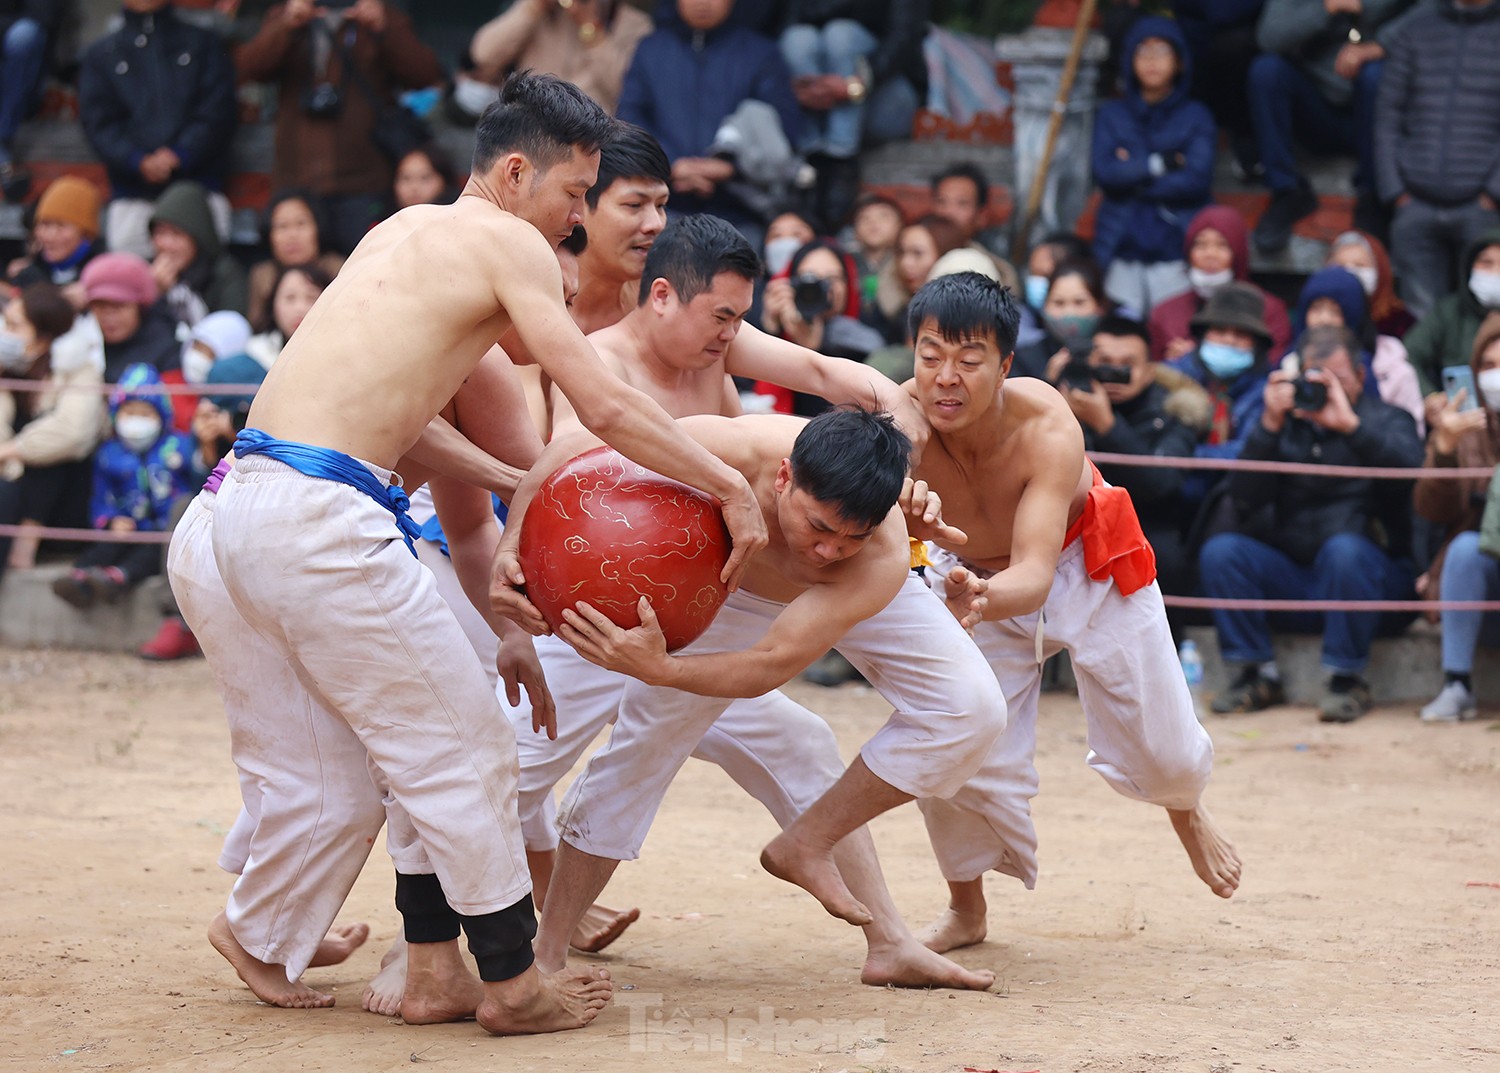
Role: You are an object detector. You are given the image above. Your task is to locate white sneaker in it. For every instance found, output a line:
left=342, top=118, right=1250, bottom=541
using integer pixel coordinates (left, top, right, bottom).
left=1419, top=680, right=1478, bottom=723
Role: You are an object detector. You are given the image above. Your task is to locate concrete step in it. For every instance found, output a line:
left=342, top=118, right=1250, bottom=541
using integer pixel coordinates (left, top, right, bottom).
left=0, top=563, right=170, bottom=653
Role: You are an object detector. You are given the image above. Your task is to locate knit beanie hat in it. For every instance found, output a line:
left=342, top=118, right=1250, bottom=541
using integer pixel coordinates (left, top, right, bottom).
left=82, top=252, right=158, bottom=306
left=36, top=176, right=103, bottom=239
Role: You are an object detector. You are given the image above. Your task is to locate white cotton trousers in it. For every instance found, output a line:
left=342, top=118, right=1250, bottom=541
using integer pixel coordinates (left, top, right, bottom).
left=203, top=456, right=530, bottom=964
left=557, top=575, right=1006, bottom=861
left=507, top=633, right=847, bottom=852
left=919, top=541, right=1214, bottom=886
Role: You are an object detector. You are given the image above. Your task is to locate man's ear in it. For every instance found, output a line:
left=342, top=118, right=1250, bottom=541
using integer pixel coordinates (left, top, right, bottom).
left=773, top=458, right=792, bottom=493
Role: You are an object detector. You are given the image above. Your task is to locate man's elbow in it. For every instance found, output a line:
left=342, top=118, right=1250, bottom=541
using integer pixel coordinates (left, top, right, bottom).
left=571, top=392, right=630, bottom=441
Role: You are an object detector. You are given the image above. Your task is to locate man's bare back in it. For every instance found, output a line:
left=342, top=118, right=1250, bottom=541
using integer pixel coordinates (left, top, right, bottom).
left=247, top=199, right=565, bottom=468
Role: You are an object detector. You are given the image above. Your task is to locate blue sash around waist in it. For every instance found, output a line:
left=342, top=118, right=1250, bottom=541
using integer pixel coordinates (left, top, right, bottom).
left=232, top=428, right=423, bottom=556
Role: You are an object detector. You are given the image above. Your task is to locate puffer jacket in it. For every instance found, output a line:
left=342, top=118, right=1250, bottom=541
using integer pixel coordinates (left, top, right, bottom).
left=90, top=364, right=193, bottom=530
left=149, top=180, right=249, bottom=319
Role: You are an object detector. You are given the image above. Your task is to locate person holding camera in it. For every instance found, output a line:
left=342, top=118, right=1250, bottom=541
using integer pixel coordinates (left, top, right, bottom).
left=236, top=0, right=445, bottom=254
left=79, top=0, right=238, bottom=261
left=1199, top=324, right=1423, bottom=722
left=1045, top=315, right=1206, bottom=600
left=758, top=237, right=883, bottom=415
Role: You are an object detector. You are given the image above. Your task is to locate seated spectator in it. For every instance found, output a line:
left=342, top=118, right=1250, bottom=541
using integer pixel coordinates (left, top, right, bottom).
left=237, top=0, right=445, bottom=254
left=1201, top=325, right=1423, bottom=722
left=1413, top=312, right=1500, bottom=722
left=1175, top=0, right=1266, bottom=180
left=245, top=189, right=346, bottom=331
left=757, top=237, right=883, bottom=414
left=618, top=0, right=802, bottom=246
left=244, top=262, right=332, bottom=369
left=79, top=0, right=237, bottom=260
left=1247, top=0, right=1407, bottom=253
left=1046, top=313, right=1204, bottom=598
left=1292, top=265, right=1423, bottom=433
left=1149, top=205, right=1292, bottom=363
left=1091, top=16, right=1214, bottom=314
left=393, top=143, right=459, bottom=210
left=149, top=180, right=249, bottom=324
left=0, top=284, right=101, bottom=577
left=1325, top=228, right=1412, bottom=339
left=893, top=212, right=964, bottom=312
left=80, top=252, right=180, bottom=382
left=50, top=364, right=192, bottom=609
left=926, top=161, right=1021, bottom=290
left=1167, top=281, right=1274, bottom=507
left=1404, top=229, right=1500, bottom=396
left=166, top=309, right=252, bottom=434
left=845, top=193, right=905, bottom=343
left=1018, top=230, right=1094, bottom=350
left=777, top=0, right=926, bottom=224
left=6, top=177, right=105, bottom=308
left=1375, top=0, right=1500, bottom=319
left=0, top=2, right=58, bottom=198
left=1013, top=258, right=1112, bottom=381
left=469, top=0, right=654, bottom=116
left=762, top=207, right=821, bottom=277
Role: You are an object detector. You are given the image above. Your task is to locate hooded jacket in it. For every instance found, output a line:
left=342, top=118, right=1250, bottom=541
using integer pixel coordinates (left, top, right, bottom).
left=150, top=181, right=249, bottom=320
left=91, top=363, right=193, bottom=531
left=618, top=8, right=802, bottom=226
left=1404, top=228, right=1500, bottom=395
left=1147, top=206, right=1292, bottom=362
left=1167, top=346, right=1268, bottom=507
left=78, top=4, right=237, bottom=198
left=1291, top=266, right=1425, bottom=432
left=1090, top=17, right=1216, bottom=267
left=1374, top=0, right=1500, bottom=207
left=1415, top=311, right=1500, bottom=603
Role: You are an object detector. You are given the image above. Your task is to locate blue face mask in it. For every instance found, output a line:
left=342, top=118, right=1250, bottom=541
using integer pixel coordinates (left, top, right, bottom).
left=1023, top=274, right=1050, bottom=310
left=1197, top=340, right=1255, bottom=380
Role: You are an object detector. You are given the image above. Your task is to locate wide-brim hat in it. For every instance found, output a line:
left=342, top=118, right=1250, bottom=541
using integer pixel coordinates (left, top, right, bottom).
left=1189, top=281, right=1272, bottom=345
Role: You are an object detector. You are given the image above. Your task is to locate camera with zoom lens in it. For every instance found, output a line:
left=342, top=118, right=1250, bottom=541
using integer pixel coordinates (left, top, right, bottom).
left=1059, top=360, right=1132, bottom=390
left=1293, top=375, right=1328, bottom=411
left=301, top=82, right=344, bottom=119
left=791, top=273, right=833, bottom=321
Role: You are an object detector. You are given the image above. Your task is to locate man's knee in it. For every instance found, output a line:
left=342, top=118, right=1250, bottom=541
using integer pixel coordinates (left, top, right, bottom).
left=822, top=18, right=871, bottom=56
left=779, top=24, right=821, bottom=66
left=3, top=18, right=44, bottom=56
left=1316, top=532, right=1383, bottom=582
left=1199, top=531, right=1260, bottom=585
left=1247, top=53, right=1293, bottom=99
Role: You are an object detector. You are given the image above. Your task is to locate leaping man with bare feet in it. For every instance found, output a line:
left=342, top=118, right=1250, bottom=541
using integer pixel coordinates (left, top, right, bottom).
left=191, top=71, right=770, bottom=1034
left=890, top=272, right=1241, bottom=955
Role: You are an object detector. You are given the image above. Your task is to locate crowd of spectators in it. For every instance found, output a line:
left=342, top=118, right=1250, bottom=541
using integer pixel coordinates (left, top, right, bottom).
left=0, top=0, right=1494, bottom=721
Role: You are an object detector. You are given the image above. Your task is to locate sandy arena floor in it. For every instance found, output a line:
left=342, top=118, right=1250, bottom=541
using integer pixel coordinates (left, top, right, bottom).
left=0, top=648, right=1496, bottom=1073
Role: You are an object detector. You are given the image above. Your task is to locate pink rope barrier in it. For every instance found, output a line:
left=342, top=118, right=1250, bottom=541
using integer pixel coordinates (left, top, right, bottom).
left=1087, top=450, right=1493, bottom=481
left=0, top=377, right=264, bottom=396
left=1163, top=595, right=1500, bottom=612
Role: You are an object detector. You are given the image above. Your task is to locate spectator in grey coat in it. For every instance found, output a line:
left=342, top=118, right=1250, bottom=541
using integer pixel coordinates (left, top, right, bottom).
left=1375, top=0, right=1500, bottom=319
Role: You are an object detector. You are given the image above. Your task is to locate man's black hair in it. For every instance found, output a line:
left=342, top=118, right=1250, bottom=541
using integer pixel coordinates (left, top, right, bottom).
left=637, top=214, right=761, bottom=306
left=905, top=271, right=1021, bottom=356
left=1300, top=324, right=1361, bottom=367
left=789, top=407, right=911, bottom=529
left=586, top=122, right=671, bottom=209
left=472, top=70, right=615, bottom=175
left=930, top=162, right=989, bottom=208
left=559, top=224, right=588, bottom=256
left=1038, top=230, right=1093, bottom=264
left=1091, top=313, right=1150, bottom=348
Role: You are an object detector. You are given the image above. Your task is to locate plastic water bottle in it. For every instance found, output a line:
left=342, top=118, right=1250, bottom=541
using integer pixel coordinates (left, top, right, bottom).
left=1179, top=638, right=1205, bottom=720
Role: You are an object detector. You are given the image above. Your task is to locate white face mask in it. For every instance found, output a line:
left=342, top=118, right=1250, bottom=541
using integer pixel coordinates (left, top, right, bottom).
left=451, top=76, right=500, bottom=118
left=1480, top=367, right=1500, bottom=412
left=116, top=413, right=163, bottom=453
left=0, top=330, right=30, bottom=372
left=181, top=346, right=214, bottom=385
left=1188, top=266, right=1233, bottom=298
left=763, top=236, right=803, bottom=278
left=1470, top=269, right=1500, bottom=309
left=1348, top=265, right=1378, bottom=296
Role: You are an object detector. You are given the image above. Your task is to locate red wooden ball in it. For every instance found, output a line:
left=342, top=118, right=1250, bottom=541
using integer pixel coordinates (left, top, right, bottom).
left=518, top=446, right=731, bottom=652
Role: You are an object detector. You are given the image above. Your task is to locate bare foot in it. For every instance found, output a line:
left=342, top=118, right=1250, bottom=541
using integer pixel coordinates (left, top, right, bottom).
left=400, top=941, right=483, bottom=1025
left=1169, top=804, right=1242, bottom=899
left=862, top=937, right=995, bottom=991
left=476, top=965, right=614, bottom=1036
left=360, top=936, right=407, bottom=1017
left=207, top=911, right=334, bottom=1009
left=760, top=832, right=873, bottom=926
left=570, top=903, right=640, bottom=953
left=916, top=905, right=988, bottom=954
left=308, top=921, right=370, bottom=968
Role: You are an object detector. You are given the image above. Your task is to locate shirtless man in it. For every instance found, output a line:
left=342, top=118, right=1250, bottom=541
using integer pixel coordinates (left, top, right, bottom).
left=200, top=72, right=768, bottom=1036
left=505, top=213, right=991, bottom=989
left=890, top=272, right=1240, bottom=954
left=492, top=408, right=1008, bottom=978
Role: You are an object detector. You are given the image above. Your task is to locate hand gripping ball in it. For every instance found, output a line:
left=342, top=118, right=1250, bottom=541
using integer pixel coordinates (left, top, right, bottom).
left=518, top=446, right=731, bottom=651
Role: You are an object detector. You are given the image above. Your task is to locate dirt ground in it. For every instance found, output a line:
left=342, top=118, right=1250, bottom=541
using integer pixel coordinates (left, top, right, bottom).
left=1, top=648, right=1497, bottom=1073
